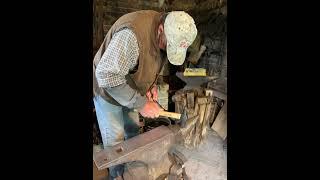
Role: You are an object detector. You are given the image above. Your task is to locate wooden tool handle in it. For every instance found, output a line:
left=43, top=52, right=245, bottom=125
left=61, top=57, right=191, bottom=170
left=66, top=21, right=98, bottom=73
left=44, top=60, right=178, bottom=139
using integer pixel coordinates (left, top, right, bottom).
left=159, top=111, right=181, bottom=119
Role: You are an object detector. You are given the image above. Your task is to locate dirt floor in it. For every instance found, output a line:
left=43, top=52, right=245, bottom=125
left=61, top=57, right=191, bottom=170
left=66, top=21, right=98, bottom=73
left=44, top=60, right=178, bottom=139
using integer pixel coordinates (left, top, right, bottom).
left=93, top=161, right=108, bottom=180
left=93, top=144, right=108, bottom=180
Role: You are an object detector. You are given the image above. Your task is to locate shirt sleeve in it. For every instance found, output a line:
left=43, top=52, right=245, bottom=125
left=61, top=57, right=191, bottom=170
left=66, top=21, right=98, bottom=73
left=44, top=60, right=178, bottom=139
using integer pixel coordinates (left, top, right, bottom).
left=95, top=28, right=146, bottom=109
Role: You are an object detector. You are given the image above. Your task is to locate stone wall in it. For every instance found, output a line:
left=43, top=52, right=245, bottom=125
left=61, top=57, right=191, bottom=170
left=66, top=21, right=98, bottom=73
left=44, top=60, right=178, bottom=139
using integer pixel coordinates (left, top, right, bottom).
left=93, top=0, right=226, bottom=53
left=93, top=0, right=162, bottom=54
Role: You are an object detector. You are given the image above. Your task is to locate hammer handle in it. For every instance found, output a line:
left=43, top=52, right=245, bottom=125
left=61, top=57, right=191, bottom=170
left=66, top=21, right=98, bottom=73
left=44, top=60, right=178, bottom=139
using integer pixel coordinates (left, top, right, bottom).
left=159, top=111, right=181, bottom=119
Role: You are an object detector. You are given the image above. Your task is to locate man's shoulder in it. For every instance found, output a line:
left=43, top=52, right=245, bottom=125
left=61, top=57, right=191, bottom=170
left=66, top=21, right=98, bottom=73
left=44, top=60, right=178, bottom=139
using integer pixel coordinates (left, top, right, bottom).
left=114, top=28, right=137, bottom=41
left=126, top=10, right=160, bottom=15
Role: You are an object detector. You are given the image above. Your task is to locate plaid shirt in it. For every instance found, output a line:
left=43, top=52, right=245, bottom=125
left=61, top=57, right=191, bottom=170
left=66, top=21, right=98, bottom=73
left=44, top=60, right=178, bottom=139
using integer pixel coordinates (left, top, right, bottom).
left=95, top=28, right=147, bottom=109
left=96, top=28, right=139, bottom=88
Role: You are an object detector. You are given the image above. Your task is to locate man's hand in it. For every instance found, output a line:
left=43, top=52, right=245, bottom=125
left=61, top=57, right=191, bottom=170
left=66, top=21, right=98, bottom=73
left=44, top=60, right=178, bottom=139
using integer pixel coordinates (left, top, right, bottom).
left=146, top=86, right=158, bottom=101
left=138, top=101, right=162, bottom=118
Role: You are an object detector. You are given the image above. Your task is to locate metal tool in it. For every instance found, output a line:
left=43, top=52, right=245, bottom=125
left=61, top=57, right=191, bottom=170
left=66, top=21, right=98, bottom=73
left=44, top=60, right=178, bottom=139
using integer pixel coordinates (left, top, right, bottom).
left=147, top=85, right=188, bottom=127
left=159, top=110, right=181, bottom=119
left=93, top=126, right=175, bottom=170
left=93, top=125, right=227, bottom=180
left=176, top=72, right=218, bottom=90
left=158, top=106, right=187, bottom=128
left=168, top=148, right=189, bottom=180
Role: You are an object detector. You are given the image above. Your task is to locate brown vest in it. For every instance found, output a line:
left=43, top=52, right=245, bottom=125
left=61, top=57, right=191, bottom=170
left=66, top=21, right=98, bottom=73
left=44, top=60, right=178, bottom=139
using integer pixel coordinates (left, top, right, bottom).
left=93, top=10, right=165, bottom=106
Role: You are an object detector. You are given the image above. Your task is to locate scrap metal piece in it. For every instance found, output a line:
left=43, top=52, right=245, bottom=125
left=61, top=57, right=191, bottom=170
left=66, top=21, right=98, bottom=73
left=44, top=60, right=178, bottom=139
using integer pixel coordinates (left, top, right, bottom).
left=169, top=148, right=187, bottom=165
left=168, top=148, right=189, bottom=180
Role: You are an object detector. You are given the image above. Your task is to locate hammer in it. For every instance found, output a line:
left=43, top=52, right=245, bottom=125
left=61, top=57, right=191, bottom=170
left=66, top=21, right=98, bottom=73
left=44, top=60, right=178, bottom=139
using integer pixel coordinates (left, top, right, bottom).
left=134, top=107, right=188, bottom=128
left=147, top=86, right=188, bottom=127
left=159, top=107, right=188, bottom=128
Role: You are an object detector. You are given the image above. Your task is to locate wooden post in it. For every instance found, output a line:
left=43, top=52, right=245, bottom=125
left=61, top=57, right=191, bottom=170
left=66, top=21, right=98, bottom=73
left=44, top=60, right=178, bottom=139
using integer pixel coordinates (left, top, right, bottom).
left=93, top=0, right=104, bottom=55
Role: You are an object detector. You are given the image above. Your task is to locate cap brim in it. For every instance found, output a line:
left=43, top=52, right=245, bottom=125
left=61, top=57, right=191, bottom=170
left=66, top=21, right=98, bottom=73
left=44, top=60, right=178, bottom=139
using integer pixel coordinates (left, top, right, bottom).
left=166, top=44, right=187, bottom=66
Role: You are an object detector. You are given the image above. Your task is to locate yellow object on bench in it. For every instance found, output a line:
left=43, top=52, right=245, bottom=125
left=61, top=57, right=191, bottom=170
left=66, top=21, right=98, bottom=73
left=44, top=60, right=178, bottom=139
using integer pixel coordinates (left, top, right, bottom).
left=183, top=68, right=207, bottom=76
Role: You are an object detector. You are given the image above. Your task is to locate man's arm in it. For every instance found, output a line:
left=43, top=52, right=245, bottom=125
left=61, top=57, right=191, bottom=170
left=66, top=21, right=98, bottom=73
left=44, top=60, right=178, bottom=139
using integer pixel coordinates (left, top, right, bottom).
left=95, top=28, right=146, bottom=109
left=107, top=83, right=147, bottom=110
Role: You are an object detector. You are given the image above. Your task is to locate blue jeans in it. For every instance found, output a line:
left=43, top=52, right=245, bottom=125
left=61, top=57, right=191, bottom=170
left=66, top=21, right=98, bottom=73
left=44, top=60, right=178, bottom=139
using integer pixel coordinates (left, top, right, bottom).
left=93, top=95, right=140, bottom=178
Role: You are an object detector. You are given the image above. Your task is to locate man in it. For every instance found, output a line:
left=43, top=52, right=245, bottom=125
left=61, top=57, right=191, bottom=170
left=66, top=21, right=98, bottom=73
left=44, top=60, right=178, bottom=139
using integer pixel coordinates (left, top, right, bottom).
left=93, top=10, right=197, bottom=179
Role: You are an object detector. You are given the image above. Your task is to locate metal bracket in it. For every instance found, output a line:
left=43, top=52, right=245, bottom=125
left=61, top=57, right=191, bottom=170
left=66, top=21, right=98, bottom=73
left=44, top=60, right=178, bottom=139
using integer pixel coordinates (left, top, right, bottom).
left=168, top=148, right=189, bottom=180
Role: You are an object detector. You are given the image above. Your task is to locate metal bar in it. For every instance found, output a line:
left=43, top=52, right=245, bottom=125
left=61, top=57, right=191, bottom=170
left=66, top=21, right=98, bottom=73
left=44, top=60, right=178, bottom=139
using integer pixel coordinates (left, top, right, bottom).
left=93, top=125, right=175, bottom=170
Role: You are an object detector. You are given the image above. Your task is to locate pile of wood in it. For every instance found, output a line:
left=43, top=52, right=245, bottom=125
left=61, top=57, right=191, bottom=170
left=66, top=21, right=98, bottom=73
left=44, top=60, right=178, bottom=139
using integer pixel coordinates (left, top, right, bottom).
left=173, top=88, right=226, bottom=148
